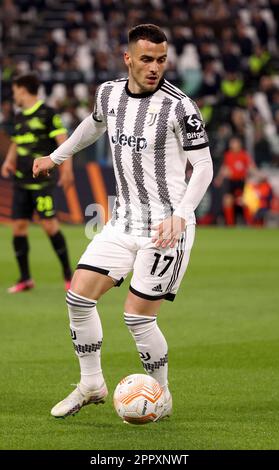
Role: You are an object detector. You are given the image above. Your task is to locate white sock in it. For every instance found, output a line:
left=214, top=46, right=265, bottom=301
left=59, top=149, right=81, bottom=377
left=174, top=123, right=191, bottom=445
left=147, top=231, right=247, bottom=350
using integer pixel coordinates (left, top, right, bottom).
left=124, top=312, right=170, bottom=396
left=66, top=290, right=104, bottom=391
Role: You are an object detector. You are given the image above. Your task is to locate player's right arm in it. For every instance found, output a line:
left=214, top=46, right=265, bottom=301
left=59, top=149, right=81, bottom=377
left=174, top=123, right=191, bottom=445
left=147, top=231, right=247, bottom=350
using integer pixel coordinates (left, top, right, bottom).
left=1, top=142, right=17, bottom=178
left=33, top=84, right=106, bottom=178
left=33, top=114, right=106, bottom=178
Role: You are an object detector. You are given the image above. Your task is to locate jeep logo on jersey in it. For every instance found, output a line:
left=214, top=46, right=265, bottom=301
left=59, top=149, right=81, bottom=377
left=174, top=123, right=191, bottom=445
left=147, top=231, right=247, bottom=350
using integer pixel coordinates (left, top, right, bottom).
left=111, top=128, right=147, bottom=152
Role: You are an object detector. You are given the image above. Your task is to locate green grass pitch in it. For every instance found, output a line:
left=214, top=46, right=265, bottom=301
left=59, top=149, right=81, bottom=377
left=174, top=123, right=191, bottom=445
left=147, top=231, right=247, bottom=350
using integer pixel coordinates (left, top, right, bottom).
left=0, top=224, right=279, bottom=450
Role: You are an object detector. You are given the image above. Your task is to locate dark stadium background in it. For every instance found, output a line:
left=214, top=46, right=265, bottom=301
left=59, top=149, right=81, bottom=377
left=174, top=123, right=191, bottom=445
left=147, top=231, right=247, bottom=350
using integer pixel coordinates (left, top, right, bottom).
left=1, top=0, right=279, bottom=226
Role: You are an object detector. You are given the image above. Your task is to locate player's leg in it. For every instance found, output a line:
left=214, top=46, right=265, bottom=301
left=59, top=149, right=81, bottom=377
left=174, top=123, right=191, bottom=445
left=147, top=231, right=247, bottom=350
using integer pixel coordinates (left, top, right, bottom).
left=40, top=217, right=72, bottom=289
left=51, top=224, right=135, bottom=418
left=123, top=293, right=172, bottom=419
left=34, top=187, right=72, bottom=289
left=223, top=179, right=235, bottom=225
left=223, top=193, right=236, bottom=225
left=124, top=294, right=170, bottom=389
left=123, top=225, right=196, bottom=418
left=68, top=268, right=115, bottom=392
left=8, top=187, right=34, bottom=293
left=51, top=269, right=114, bottom=418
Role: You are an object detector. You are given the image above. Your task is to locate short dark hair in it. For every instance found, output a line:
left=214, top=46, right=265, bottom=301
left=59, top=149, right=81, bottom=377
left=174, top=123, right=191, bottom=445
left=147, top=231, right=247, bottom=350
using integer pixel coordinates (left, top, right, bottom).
left=12, top=73, right=40, bottom=95
left=128, top=24, right=167, bottom=45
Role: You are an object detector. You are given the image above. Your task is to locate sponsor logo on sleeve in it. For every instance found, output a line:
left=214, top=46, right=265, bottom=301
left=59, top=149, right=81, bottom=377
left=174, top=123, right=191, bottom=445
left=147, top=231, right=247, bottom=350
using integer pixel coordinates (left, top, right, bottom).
left=183, top=114, right=205, bottom=140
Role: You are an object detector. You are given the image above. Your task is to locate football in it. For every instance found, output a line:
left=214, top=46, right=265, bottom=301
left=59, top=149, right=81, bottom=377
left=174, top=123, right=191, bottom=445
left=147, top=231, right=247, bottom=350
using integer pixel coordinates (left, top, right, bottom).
left=113, top=374, right=164, bottom=424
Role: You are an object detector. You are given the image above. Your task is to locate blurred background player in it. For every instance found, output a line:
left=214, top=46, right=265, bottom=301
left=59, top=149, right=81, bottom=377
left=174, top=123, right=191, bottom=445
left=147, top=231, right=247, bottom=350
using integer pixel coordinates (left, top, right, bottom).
left=243, top=169, right=273, bottom=226
left=1, top=72, right=73, bottom=293
left=214, top=136, right=256, bottom=225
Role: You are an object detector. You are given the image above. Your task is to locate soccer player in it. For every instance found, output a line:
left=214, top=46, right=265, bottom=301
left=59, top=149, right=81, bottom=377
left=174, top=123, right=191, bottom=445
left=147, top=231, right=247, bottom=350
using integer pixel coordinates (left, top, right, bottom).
left=214, top=136, right=256, bottom=225
left=33, top=24, right=213, bottom=420
left=1, top=73, right=73, bottom=293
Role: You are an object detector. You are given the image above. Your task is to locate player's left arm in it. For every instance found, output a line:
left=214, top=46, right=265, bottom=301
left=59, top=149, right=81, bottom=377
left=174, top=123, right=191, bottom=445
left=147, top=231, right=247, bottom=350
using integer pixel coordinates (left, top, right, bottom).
left=153, top=101, right=213, bottom=248
left=152, top=147, right=213, bottom=248
left=33, top=84, right=106, bottom=179
left=55, top=133, right=74, bottom=191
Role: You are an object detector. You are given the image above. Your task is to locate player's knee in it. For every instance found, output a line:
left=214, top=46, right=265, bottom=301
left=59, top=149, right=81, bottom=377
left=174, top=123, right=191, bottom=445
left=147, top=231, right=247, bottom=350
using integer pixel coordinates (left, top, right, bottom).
left=41, top=218, right=59, bottom=236
left=13, top=220, right=29, bottom=236
left=124, top=294, right=161, bottom=316
left=124, top=297, right=144, bottom=315
left=223, top=195, right=234, bottom=207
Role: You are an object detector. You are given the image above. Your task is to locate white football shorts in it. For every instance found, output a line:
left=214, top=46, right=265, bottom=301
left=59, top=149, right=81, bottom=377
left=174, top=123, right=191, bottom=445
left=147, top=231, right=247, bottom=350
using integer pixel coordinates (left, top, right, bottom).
left=77, top=222, right=195, bottom=301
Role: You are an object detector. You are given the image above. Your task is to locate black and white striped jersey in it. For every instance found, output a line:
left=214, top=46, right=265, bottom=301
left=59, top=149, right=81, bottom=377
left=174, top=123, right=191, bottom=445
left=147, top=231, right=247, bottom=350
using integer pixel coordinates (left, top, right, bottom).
left=50, top=77, right=212, bottom=236
left=93, top=78, right=209, bottom=235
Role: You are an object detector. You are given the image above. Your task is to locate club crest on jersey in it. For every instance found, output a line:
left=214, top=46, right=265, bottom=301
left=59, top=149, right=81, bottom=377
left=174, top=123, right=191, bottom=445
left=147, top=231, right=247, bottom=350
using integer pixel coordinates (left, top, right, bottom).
left=147, top=112, right=157, bottom=127
left=111, top=128, right=147, bottom=152
left=147, top=107, right=158, bottom=127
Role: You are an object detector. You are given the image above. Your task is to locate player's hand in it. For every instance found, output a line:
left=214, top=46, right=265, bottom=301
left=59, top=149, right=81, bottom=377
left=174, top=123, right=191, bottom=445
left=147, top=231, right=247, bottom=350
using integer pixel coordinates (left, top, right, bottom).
left=1, top=160, right=16, bottom=178
left=152, top=215, right=186, bottom=249
left=33, top=156, right=55, bottom=178
left=57, top=168, right=74, bottom=191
